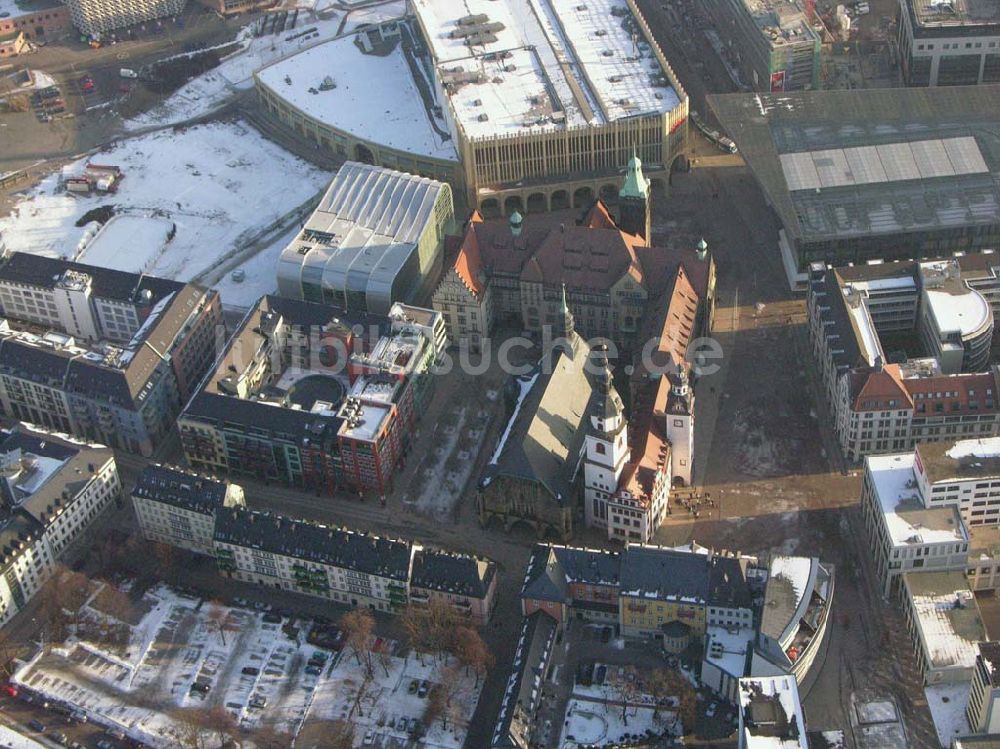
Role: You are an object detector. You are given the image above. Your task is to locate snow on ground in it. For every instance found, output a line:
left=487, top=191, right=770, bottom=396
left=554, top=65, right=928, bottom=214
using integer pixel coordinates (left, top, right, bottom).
left=211, top=223, right=296, bottom=309
left=0, top=725, right=46, bottom=749
left=76, top=214, right=175, bottom=273
left=559, top=698, right=676, bottom=748
left=0, top=122, right=329, bottom=295
left=13, top=585, right=337, bottom=749
left=126, top=0, right=406, bottom=130
left=925, top=682, right=971, bottom=749
left=302, top=651, right=482, bottom=748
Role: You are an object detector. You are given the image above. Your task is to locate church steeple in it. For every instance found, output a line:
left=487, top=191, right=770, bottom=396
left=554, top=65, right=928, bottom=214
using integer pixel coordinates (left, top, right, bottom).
left=557, top=282, right=575, bottom=339
left=618, top=149, right=651, bottom=244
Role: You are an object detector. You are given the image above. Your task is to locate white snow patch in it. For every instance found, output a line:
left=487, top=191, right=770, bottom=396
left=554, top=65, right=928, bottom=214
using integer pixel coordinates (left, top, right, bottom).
left=489, top=373, right=540, bottom=466
left=945, top=437, right=1000, bottom=461
left=925, top=682, right=971, bottom=749
left=0, top=122, right=329, bottom=294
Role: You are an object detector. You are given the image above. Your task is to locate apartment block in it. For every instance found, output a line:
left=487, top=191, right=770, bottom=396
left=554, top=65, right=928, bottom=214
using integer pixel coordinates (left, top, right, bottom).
left=901, top=570, right=986, bottom=684
left=861, top=452, right=970, bottom=597
left=0, top=425, right=120, bottom=625
left=807, top=259, right=1000, bottom=462
left=0, top=253, right=221, bottom=455
left=131, top=465, right=245, bottom=555
left=967, top=641, right=1000, bottom=733
left=409, top=548, right=498, bottom=626
left=898, top=0, right=1000, bottom=86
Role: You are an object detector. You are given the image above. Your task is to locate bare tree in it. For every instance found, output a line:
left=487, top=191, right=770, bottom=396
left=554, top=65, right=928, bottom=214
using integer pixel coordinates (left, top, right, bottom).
left=171, top=707, right=210, bottom=749
left=251, top=725, right=293, bottom=749
left=613, top=665, right=641, bottom=726
left=452, top=626, right=494, bottom=687
left=153, top=541, right=176, bottom=573
left=400, top=605, right=431, bottom=661
left=424, top=683, right=446, bottom=728
left=425, top=599, right=460, bottom=659
left=646, top=668, right=696, bottom=733
left=205, top=601, right=229, bottom=646
left=340, top=608, right=375, bottom=677
left=328, top=719, right=355, bottom=749
left=202, top=705, right=238, bottom=748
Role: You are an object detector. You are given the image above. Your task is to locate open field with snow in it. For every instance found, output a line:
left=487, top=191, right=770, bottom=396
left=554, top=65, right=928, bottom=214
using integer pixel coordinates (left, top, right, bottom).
left=13, top=585, right=338, bottom=748
left=0, top=121, right=329, bottom=304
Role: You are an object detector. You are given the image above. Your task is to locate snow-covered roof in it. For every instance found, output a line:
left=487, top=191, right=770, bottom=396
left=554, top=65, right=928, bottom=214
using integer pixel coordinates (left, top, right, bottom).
left=738, top=676, right=807, bottom=749
left=705, top=625, right=754, bottom=680
left=411, top=0, right=680, bottom=139
left=904, top=570, right=985, bottom=671
left=866, top=452, right=968, bottom=547
left=255, top=36, right=458, bottom=161
left=921, top=265, right=992, bottom=341
left=916, top=438, right=1000, bottom=484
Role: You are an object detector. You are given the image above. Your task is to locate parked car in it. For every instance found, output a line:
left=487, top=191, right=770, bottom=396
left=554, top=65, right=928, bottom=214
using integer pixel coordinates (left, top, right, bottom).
left=48, top=731, right=67, bottom=745
left=249, top=695, right=267, bottom=709
left=96, top=740, right=114, bottom=749
left=119, top=68, right=138, bottom=79
left=70, top=709, right=88, bottom=723
left=262, top=613, right=282, bottom=624
left=241, top=667, right=260, bottom=676
left=304, top=665, right=322, bottom=676
left=190, top=681, right=210, bottom=694
left=417, top=680, right=429, bottom=698
left=27, top=719, right=45, bottom=732
left=2, top=684, right=17, bottom=697
left=408, top=679, right=418, bottom=694
left=106, top=727, right=126, bottom=740
left=362, top=730, right=375, bottom=745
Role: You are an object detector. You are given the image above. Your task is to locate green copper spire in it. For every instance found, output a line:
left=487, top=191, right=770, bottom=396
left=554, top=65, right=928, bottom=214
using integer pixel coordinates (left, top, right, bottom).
left=619, top=148, right=649, bottom=200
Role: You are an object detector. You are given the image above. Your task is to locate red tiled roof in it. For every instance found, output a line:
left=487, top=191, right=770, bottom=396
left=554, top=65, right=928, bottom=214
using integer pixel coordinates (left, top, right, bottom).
left=903, top=371, right=1000, bottom=415
left=450, top=229, right=486, bottom=299
left=850, top=364, right=912, bottom=411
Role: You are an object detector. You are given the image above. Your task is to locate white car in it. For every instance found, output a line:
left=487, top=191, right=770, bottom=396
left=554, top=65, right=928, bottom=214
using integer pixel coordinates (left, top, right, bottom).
left=363, top=730, right=375, bottom=745
left=119, top=68, right=139, bottom=79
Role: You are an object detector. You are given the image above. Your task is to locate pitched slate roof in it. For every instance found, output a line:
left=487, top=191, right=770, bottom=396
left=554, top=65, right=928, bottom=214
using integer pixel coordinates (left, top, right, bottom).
left=410, top=548, right=496, bottom=598
left=213, top=506, right=414, bottom=581
left=0, top=251, right=181, bottom=303
left=132, top=465, right=231, bottom=515
left=482, top=334, right=595, bottom=505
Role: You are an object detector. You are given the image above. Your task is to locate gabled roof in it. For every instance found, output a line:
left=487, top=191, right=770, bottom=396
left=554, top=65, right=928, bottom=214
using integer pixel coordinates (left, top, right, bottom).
left=410, top=548, right=496, bottom=598
left=213, top=506, right=414, bottom=581
left=483, top=334, right=595, bottom=505
left=850, top=364, right=912, bottom=411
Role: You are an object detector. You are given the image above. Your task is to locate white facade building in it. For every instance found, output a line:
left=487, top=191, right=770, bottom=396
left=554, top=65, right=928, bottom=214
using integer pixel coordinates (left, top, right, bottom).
left=0, top=426, right=120, bottom=626
left=131, top=465, right=245, bottom=555
left=898, top=0, right=1000, bottom=86
left=583, top=358, right=629, bottom=534
left=967, top=641, right=1000, bottom=734
left=901, top=570, right=986, bottom=684
left=914, top=438, right=1000, bottom=528
left=861, top=452, right=970, bottom=597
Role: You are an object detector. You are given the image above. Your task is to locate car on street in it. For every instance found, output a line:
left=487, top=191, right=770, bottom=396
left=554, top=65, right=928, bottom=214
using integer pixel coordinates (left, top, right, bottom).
left=417, top=680, right=429, bottom=698
left=408, top=679, right=418, bottom=694
left=2, top=684, right=17, bottom=697
left=304, top=665, right=322, bottom=676
left=48, top=731, right=68, bottom=744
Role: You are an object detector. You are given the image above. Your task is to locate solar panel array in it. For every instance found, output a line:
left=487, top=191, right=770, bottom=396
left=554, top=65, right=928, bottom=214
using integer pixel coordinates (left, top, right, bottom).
left=779, top=136, right=988, bottom=191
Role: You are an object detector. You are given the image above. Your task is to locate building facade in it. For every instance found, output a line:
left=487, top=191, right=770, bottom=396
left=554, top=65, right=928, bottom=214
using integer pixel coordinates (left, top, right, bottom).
left=180, top=296, right=442, bottom=496
left=131, top=465, right=246, bottom=555
left=256, top=0, right=688, bottom=215
left=0, top=253, right=221, bottom=456
left=409, top=548, right=498, bottom=626
left=861, top=452, right=970, bottom=597
left=807, top=261, right=1000, bottom=462
left=276, top=163, right=455, bottom=315
left=967, top=641, right=1000, bottom=733
left=898, top=0, right=1000, bottom=87
left=0, top=426, right=120, bottom=626
left=901, top=570, right=986, bottom=684
left=0, top=0, right=72, bottom=52
left=63, top=0, right=186, bottom=36
left=702, top=0, right=821, bottom=92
